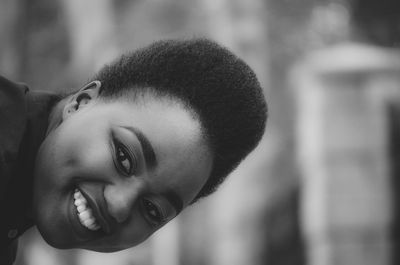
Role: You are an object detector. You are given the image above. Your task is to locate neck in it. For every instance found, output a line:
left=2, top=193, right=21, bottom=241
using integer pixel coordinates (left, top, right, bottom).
left=46, top=96, right=69, bottom=135
left=26, top=90, right=62, bottom=154
left=23, top=90, right=62, bottom=218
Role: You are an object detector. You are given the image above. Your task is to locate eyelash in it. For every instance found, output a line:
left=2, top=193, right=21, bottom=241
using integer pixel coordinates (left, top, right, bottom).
left=113, top=139, right=136, bottom=176
left=112, top=137, right=164, bottom=226
left=141, top=198, right=165, bottom=227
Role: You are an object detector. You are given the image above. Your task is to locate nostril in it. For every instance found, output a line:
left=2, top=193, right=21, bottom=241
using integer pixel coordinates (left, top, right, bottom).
left=114, top=211, right=129, bottom=224
left=108, top=200, right=131, bottom=223
left=104, top=181, right=141, bottom=224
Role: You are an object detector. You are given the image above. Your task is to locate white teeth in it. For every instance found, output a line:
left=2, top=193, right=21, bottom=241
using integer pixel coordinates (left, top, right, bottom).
left=78, top=209, right=91, bottom=219
left=74, top=189, right=100, bottom=231
left=84, top=218, right=95, bottom=226
left=77, top=205, right=86, bottom=212
left=74, top=199, right=84, bottom=206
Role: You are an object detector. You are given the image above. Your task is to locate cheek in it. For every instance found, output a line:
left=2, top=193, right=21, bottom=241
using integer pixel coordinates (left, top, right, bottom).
left=68, top=136, right=109, bottom=169
left=35, top=122, right=111, bottom=185
left=34, top=132, right=64, bottom=183
left=58, top=118, right=110, bottom=164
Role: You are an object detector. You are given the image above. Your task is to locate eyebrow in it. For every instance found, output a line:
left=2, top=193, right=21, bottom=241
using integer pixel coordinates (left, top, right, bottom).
left=121, top=126, right=157, bottom=170
left=122, top=126, right=183, bottom=214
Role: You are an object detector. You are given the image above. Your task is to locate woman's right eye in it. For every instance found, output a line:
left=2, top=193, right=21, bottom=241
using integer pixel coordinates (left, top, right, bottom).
left=114, top=141, right=135, bottom=176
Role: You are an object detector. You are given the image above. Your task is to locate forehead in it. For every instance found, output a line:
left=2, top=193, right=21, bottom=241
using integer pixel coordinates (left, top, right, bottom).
left=98, top=94, right=213, bottom=205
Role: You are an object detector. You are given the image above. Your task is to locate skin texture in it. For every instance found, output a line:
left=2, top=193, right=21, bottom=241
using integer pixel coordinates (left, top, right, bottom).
left=32, top=84, right=213, bottom=251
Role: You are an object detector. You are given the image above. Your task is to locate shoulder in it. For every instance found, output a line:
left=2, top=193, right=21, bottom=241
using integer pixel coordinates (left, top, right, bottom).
left=0, top=74, right=29, bottom=146
left=0, top=75, right=29, bottom=120
left=0, top=75, right=29, bottom=104
left=0, top=75, right=29, bottom=197
left=0, top=240, right=18, bottom=265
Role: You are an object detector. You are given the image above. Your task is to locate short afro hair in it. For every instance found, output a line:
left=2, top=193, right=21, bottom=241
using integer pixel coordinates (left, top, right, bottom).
left=91, top=38, right=267, bottom=202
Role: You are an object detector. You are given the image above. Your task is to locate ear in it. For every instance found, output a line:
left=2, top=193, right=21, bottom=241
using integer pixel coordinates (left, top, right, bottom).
left=62, top=80, right=102, bottom=120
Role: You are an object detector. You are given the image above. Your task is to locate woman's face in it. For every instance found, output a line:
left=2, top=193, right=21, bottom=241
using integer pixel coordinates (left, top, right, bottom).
left=33, top=90, right=213, bottom=251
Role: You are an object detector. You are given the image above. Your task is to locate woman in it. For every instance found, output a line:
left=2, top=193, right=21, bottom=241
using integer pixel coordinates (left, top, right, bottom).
left=0, top=39, right=267, bottom=263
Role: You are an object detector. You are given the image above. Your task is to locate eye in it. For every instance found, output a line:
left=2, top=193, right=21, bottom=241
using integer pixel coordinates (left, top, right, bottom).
left=114, top=141, right=135, bottom=175
left=141, top=198, right=164, bottom=226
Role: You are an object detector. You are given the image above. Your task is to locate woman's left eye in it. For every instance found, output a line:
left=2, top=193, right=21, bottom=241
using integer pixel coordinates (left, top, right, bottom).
left=115, top=143, right=134, bottom=175
left=142, top=198, right=164, bottom=226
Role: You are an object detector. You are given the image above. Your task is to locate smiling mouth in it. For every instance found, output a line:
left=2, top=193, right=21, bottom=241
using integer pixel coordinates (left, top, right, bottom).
left=74, top=189, right=101, bottom=231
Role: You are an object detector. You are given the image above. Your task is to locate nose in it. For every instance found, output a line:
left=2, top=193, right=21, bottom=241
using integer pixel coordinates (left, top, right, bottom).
left=104, top=180, right=143, bottom=223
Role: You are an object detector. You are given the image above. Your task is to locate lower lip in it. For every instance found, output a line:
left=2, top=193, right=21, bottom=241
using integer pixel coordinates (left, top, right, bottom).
left=68, top=189, right=98, bottom=241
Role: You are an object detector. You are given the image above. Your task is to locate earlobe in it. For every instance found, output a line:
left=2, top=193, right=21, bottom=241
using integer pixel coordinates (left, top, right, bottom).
left=62, top=80, right=102, bottom=120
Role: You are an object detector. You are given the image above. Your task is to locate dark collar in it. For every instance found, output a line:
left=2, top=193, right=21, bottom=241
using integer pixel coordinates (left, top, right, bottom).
left=2, top=87, right=60, bottom=245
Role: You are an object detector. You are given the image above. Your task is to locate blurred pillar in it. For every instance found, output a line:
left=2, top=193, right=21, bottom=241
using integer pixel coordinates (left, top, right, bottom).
left=293, top=43, right=400, bottom=265
left=61, top=0, right=119, bottom=80
left=0, top=0, right=27, bottom=79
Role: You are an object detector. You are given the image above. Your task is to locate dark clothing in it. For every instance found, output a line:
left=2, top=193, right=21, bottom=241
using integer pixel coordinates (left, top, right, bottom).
left=0, top=76, right=57, bottom=265
left=0, top=76, right=32, bottom=265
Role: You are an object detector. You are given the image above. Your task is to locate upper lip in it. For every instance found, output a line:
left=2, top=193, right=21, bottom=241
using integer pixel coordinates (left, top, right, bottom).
left=77, top=183, right=115, bottom=235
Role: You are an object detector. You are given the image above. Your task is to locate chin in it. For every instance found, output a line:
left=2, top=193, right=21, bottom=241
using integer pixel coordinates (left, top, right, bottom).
left=36, top=223, right=73, bottom=249
left=34, top=207, right=74, bottom=249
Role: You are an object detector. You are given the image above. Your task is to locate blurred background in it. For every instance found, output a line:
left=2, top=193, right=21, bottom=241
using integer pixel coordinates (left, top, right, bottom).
left=0, top=0, right=399, bottom=264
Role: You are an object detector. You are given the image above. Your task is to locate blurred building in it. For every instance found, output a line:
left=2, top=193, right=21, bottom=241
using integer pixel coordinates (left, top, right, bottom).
left=294, top=43, right=400, bottom=265
left=0, top=0, right=399, bottom=265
